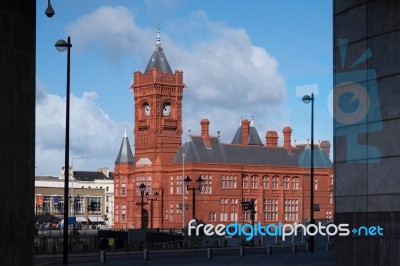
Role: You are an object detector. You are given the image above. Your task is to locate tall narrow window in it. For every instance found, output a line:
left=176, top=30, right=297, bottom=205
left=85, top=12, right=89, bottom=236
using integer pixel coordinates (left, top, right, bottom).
left=262, top=176, right=269, bottom=189
left=292, top=176, right=299, bottom=190
left=283, top=176, right=289, bottom=189
left=201, top=175, right=212, bottom=194
left=272, top=176, right=279, bottom=189
left=242, top=175, right=248, bottom=189
left=170, top=176, right=174, bottom=194
left=251, top=175, right=258, bottom=189
left=121, top=177, right=126, bottom=196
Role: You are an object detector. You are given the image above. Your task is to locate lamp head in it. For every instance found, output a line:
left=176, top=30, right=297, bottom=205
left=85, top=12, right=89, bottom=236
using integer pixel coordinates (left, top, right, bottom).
left=55, top=39, right=68, bottom=52
left=302, top=95, right=312, bottom=104
left=184, top=176, right=192, bottom=189
left=139, top=183, right=146, bottom=194
left=196, top=176, right=204, bottom=190
left=45, top=0, right=55, bottom=18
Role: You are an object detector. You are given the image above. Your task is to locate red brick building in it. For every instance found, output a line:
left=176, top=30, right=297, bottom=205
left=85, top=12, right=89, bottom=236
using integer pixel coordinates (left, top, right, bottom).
left=113, top=31, right=333, bottom=230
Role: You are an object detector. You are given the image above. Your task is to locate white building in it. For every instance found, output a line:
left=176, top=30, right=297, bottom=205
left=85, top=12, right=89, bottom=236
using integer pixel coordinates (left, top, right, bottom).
left=35, top=167, right=114, bottom=227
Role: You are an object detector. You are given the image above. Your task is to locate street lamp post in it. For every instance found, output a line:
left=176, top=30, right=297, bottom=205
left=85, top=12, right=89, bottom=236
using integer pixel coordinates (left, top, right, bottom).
left=302, top=93, right=315, bottom=252
left=145, top=191, right=159, bottom=229
left=138, top=183, right=146, bottom=229
left=182, top=153, right=185, bottom=228
left=184, top=176, right=204, bottom=219
left=55, top=36, right=72, bottom=265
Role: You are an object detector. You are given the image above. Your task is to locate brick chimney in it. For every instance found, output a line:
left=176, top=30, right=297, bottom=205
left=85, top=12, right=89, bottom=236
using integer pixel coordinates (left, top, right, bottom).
left=266, top=131, right=278, bottom=147
left=241, top=119, right=250, bottom=145
left=282, top=126, right=293, bottom=153
left=200, top=118, right=212, bottom=148
left=320, top=140, right=331, bottom=157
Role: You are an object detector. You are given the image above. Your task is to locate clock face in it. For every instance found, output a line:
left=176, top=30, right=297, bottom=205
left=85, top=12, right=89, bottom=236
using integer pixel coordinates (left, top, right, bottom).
left=162, top=103, right=171, bottom=116
left=144, top=104, right=150, bottom=116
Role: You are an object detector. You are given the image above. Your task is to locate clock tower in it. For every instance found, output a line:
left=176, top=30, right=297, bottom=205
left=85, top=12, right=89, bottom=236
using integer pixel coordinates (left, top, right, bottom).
left=131, top=28, right=184, bottom=166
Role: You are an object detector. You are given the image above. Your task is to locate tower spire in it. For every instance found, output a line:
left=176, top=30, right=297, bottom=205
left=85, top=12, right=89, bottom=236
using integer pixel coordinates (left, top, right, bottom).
left=144, top=21, right=173, bottom=74
left=115, top=122, right=134, bottom=164
left=156, top=22, right=161, bottom=48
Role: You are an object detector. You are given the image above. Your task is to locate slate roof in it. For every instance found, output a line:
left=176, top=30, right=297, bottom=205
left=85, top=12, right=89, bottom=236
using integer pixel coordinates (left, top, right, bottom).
left=73, top=171, right=113, bottom=182
left=296, top=145, right=333, bottom=168
left=144, top=29, right=173, bottom=74
left=231, top=125, right=263, bottom=145
left=115, top=133, right=134, bottom=164
left=174, top=135, right=332, bottom=168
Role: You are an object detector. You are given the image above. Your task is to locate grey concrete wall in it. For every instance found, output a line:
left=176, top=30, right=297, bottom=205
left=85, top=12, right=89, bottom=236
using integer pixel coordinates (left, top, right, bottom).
left=334, top=0, right=400, bottom=265
left=0, top=1, right=35, bottom=265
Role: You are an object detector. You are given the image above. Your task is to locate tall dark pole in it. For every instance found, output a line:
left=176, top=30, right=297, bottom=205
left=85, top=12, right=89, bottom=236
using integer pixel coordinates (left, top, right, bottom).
left=141, top=191, right=144, bottom=229
left=55, top=36, right=72, bottom=265
left=62, top=36, right=71, bottom=265
left=137, top=183, right=146, bottom=229
left=184, top=176, right=203, bottom=220
left=302, top=93, right=315, bottom=252
left=150, top=199, right=153, bottom=229
left=146, top=191, right=158, bottom=229
left=310, top=92, right=315, bottom=252
left=192, top=189, right=196, bottom=219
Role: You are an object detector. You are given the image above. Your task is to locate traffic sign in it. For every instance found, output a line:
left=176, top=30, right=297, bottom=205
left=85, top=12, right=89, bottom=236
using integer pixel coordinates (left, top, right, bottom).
left=68, top=217, right=76, bottom=225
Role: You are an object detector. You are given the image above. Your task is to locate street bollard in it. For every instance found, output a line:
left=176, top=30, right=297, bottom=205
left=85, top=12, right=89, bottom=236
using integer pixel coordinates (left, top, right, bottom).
left=100, top=251, right=106, bottom=263
left=306, top=243, right=309, bottom=252
left=260, top=236, right=264, bottom=246
left=143, top=248, right=149, bottom=260
left=207, top=248, right=213, bottom=259
left=240, top=245, right=245, bottom=256
left=267, top=245, right=272, bottom=255
left=292, top=244, right=297, bottom=254
left=326, top=242, right=332, bottom=251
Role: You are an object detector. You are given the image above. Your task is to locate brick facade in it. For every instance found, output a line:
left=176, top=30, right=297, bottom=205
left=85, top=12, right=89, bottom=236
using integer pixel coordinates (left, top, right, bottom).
left=113, top=33, right=333, bottom=230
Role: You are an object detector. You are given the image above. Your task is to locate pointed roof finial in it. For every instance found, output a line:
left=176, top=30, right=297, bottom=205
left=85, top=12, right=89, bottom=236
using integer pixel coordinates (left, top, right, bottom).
left=250, top=115, right=254, bottom=127
left=156, top=22, right=161, bottom=48
left=239, top=116, right=242, bottom=127
left=124, top=122, right=127, bottom=138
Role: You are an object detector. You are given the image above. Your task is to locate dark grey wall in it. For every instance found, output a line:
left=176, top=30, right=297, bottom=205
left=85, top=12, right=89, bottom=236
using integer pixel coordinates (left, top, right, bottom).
left=334, top=0, right=400, bottom=265
left=0, top=1, right=35, bottom=265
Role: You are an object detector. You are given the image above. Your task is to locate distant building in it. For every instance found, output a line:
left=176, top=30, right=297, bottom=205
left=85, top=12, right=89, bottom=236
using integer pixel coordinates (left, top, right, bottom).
left=113, top=29, right=333, bottom=230
left=35, top=167, right=114, bottom=227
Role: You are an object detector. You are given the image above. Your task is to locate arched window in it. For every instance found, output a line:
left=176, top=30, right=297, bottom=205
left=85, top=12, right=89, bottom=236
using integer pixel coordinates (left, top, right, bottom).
left=262, top=176, right=269, bottom=189
left=292, top=176, right=299, bottom=190
left=272, top=176, right=279, bottom=189
left=251, top=175, right=258, bottom=189
left=242, top=175, right=248, bottom=189
left=283, top=176, right=290, bottom=189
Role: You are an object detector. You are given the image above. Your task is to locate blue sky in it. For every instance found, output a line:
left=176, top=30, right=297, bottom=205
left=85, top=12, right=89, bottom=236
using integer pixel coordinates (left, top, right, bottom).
left=35, top=0, right=333, bottom=176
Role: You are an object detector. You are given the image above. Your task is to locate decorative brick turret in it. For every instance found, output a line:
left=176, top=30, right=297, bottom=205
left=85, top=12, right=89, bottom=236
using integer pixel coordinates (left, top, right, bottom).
left=241, top=119, right=250, bottom=145
left=201, top=118, right=212, bottom=148
left=283, top=126, right=293, bottom=153
left=320, top=140, right=331, bottom=158
left=266, top=131, right=278, bottom=147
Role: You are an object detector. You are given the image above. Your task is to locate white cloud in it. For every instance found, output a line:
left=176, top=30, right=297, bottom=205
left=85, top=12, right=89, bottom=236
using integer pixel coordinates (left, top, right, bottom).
left=168, top=12, right=290, bottom=142
left=35, top=82, right=127, bottom=176
left=65, top=6, right=153, bottom=62
left=36, top=6, right=291, bottom=175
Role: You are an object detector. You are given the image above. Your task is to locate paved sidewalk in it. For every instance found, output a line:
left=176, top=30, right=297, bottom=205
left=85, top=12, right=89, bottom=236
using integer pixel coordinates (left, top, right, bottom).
left=35, top=247, right=333, bottom=266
